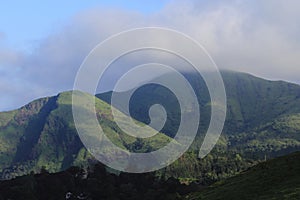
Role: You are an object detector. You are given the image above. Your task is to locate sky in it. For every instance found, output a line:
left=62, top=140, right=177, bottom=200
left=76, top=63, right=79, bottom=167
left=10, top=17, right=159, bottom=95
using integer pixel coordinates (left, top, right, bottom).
left=0, top=1, right=168, bottom=51
left=0, top=0, right=300, bottom=111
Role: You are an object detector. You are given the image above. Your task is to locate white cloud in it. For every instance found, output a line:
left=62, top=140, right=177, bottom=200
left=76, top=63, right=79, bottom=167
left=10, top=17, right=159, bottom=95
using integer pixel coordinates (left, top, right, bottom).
left=155, top=0, right=300, bottom=82
left=1, top=0, right=300, bottom=110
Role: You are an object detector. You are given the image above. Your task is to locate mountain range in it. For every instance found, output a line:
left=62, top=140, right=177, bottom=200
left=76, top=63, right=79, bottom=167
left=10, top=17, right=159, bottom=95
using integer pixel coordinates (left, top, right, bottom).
left=0, top=70, right=300, bottom=184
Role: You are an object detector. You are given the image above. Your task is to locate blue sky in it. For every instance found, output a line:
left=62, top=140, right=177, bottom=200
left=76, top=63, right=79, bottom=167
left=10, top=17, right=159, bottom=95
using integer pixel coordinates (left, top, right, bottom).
left=0, top=0, right=168, bottom=51
left=0, top=0, right=300, bottom=111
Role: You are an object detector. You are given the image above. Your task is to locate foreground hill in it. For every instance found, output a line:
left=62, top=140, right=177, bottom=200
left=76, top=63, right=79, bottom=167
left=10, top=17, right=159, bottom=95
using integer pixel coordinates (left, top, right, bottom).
left=0, top=151, right=299, bottom=200
left=0, top=163, right=199, bottom=200
left=188, top=151, right=300, bottom=200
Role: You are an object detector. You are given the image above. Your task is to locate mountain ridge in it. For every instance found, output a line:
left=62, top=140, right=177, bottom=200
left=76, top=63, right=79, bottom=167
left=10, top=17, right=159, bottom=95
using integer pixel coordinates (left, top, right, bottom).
left=0, top=70, right=299, bottom=183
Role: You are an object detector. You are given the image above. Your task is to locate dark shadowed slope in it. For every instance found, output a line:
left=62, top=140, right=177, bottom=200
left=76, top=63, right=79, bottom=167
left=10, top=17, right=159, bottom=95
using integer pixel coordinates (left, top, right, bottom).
left=189, top=151, right=300, bottom=200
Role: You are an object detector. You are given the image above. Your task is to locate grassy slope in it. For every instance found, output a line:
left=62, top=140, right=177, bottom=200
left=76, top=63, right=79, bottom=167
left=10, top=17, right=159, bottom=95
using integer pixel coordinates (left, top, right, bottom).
left=0, top=97, right=50, bottom=173
left=0, top=91, right=170, bottom=178
left=222, top=71, right=300, bottom=132
left=189, top=151, right=300, bottom=200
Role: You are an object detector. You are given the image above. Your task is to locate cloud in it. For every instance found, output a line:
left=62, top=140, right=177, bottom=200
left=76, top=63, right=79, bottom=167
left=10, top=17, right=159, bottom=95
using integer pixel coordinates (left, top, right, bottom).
left=156, top=0, right=300, bottom=82
left=1, top=0, right=300, bottom=110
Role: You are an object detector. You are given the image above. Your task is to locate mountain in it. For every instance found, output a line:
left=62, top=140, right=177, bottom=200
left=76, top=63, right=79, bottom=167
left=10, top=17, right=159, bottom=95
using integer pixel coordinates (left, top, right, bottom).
left=98, top=70, right=300, bottom=133
left=97, top=70, right=300, bottom=159
left=96, top=70, right=300, bottom=182
left=222, top=71, right=300, bottom=131
left=188, top=151, right=300, bottom=200
left=0, top=91, right=170, bottom=179
left=0, top=71, right=300, bottom=184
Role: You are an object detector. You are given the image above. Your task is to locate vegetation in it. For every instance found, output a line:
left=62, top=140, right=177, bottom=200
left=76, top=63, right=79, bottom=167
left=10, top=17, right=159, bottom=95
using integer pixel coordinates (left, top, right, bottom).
left=0, top=151, right=299, bottom=200
left=0, top=91, right=171, bottom=179
left=0, top=163, right=200, bottom=200
left=187, top=151, right=300, bottom=200
left=0, top=71, right=300, bottom=194
left=97, top=70, right=300, bottom=182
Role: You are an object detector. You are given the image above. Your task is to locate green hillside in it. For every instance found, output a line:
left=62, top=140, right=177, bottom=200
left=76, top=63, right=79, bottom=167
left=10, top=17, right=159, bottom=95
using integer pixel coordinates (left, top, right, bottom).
left=98, top=70, right=300, bottom=158
left=0, top=71, right=300, bottom=184
left=222, top=71, right=300, bottom=132
left=0, top=91, right=170, bottom=179
left=97, top=70, right=300, bottom=181
left=98, top=70, right=300, bottom=134
left=188, top=151, right=300, bottom=200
